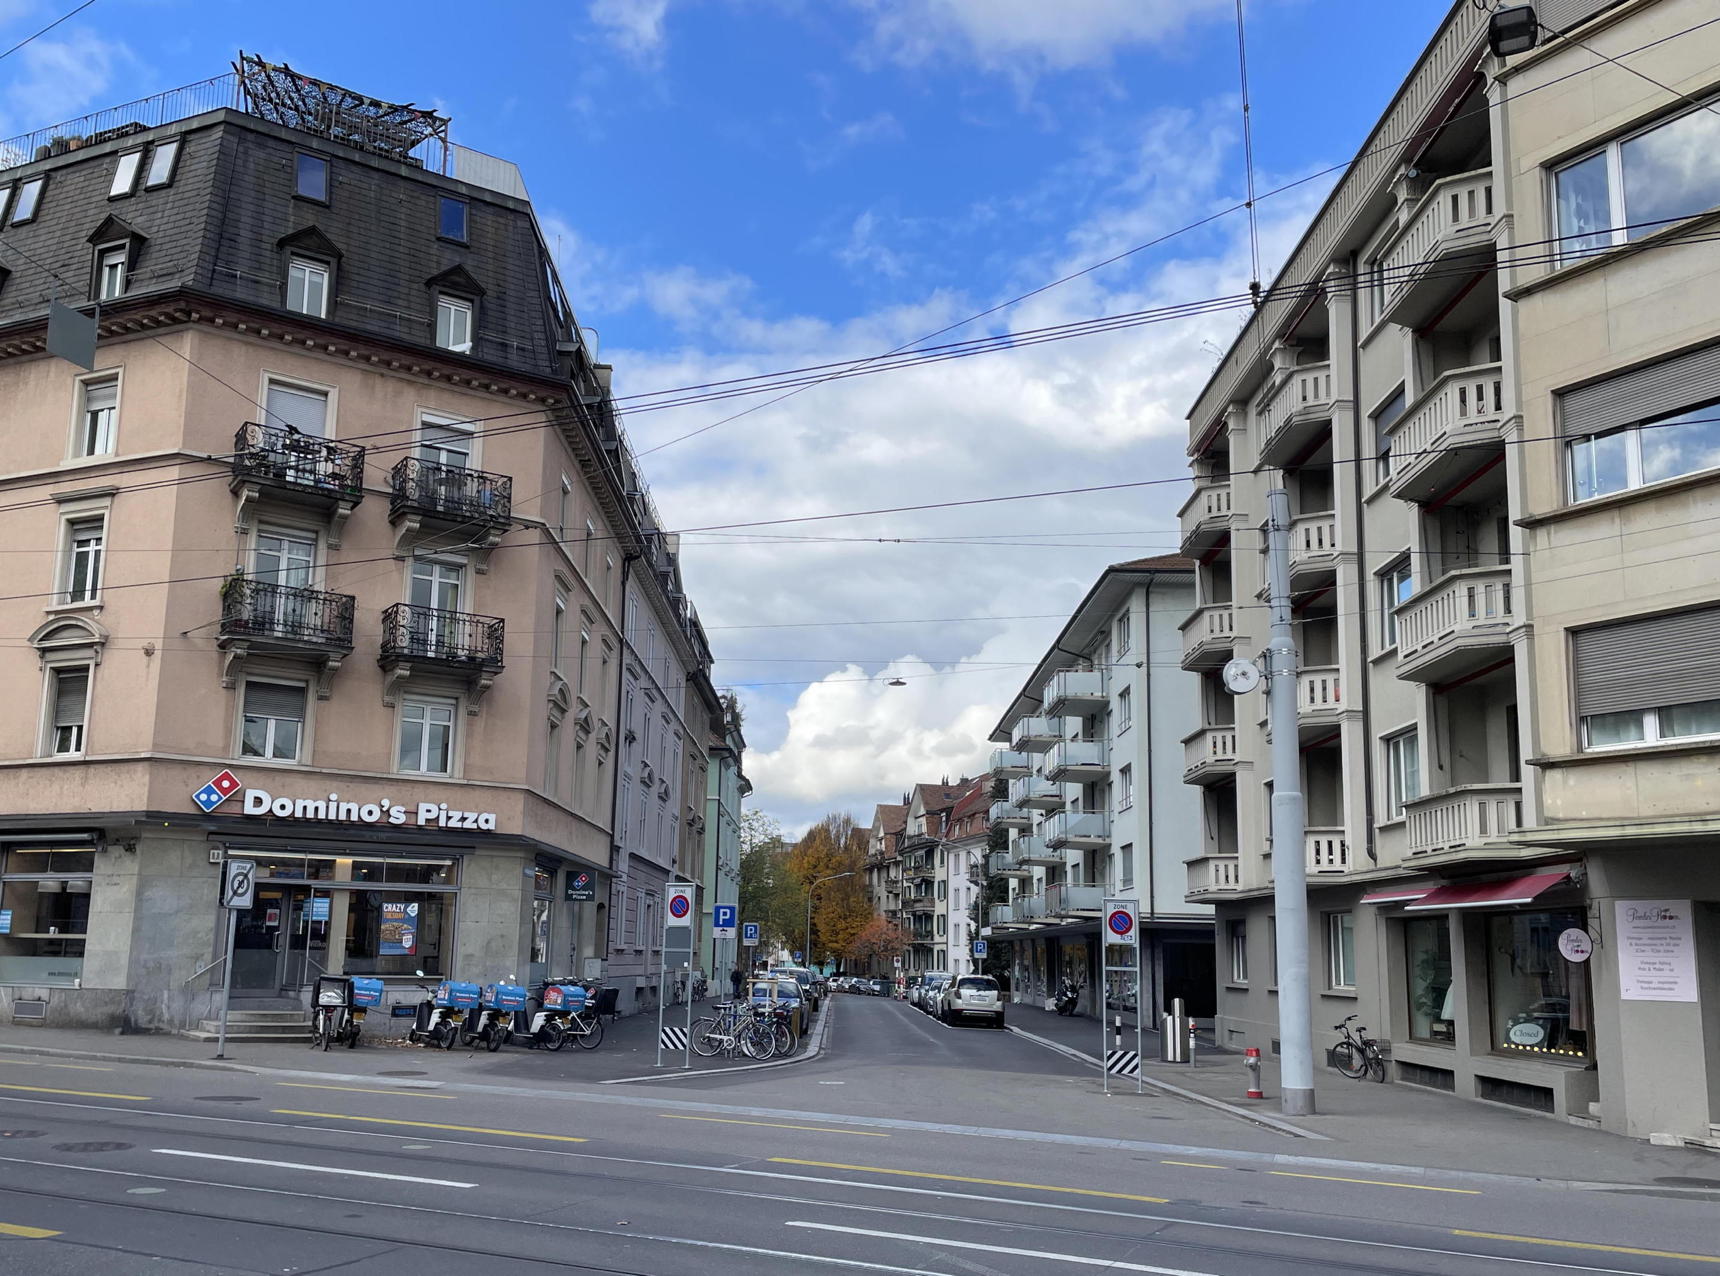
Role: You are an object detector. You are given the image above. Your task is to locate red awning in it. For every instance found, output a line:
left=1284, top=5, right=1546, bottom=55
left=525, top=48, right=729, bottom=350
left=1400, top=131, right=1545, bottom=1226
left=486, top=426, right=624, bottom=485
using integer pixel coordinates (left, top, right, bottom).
left=1403, top=871, right=1571, bottom=912
left=1359, top=886, right=1431, bottom=905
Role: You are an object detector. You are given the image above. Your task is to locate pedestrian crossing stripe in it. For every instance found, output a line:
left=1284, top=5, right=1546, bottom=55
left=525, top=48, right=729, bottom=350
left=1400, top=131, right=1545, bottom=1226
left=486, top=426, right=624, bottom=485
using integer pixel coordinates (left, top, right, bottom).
left=1105, top=1049, right=1140, bottom=1077
left=660, top=1026, right=689, bottom=1051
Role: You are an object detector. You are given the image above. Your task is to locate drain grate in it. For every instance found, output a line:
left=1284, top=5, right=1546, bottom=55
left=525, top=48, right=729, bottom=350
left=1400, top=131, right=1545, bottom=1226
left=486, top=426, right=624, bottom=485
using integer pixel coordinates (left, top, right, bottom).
left=52, top=1141, right=133, bottom=1153
left=194, top=1095, right=261, bottom=1103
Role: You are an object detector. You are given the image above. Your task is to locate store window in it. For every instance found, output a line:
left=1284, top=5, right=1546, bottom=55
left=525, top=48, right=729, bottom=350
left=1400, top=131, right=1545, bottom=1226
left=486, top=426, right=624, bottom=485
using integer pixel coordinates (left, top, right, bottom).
left=1487, top=909, right=1592, bottom=1059
left=342, top=890, right=451, bottom=976
left=1406, top=916, right=1454, bottom=1042
left=0, top=846, right=95, bottom=984
left=530, top=867, right=554, bottom=969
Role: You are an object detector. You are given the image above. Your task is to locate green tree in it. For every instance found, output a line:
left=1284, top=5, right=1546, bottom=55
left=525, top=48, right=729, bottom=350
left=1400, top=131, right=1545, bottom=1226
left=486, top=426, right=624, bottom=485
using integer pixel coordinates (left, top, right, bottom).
left=737, top=811, right=800, bottom=957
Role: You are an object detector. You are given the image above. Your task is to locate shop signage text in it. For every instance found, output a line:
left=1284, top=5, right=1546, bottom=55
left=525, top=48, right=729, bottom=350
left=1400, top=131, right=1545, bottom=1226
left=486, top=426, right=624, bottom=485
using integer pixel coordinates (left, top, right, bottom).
left=1616, top=899, right=1698, bottom=1002
left=239, top=787, right=498, bottom=831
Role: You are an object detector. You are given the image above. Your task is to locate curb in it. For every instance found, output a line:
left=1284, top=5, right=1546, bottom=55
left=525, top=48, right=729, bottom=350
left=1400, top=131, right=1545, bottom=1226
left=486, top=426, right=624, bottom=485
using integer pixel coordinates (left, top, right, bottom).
left=598, top=995, right=836, bottom=1084
left=1006, top=1024, right=1326, bottom=1141
left=0, top=1041, right=259, bottom=1074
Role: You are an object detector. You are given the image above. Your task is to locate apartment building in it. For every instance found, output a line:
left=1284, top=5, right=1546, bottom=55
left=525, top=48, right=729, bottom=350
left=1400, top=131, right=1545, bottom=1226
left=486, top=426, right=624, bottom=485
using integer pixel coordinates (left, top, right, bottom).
left=939, top=778, right=989, bottom=978
left=897, top=780, right=964, bottom=974
left=698, top=698, right=748, bottom=982
left=864, top=800, right=906, bottom=971
left=1180, top=0, right=1720, bottom=1137
left=987, top=557, right=1213, bottom=1020
left=0, top=60, right=712, bottom=1031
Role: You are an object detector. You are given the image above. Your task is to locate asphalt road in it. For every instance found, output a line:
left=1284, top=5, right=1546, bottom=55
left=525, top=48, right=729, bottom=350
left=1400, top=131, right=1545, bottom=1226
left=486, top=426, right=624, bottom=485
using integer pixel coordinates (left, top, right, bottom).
left=0, top=995, right=1717, bottom=1274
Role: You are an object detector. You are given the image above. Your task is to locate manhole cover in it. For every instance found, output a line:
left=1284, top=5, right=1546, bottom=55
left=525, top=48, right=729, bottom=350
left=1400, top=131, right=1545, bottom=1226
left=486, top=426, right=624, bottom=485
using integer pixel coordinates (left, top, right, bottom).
left=378, top=1070, right=428, bottom=1077
left=52, top=1141, right=133, bottom=1153
left=194, top=1095, right=260, bottom=1103
left=0, top=1130, right=44, bottom=1139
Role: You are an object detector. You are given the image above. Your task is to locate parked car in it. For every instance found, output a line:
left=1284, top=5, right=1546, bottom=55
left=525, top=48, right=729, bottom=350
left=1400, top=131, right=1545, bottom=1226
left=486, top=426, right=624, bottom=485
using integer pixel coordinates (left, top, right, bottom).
left=746, top=976, right=808, bottom=1039
left=769, top=966, right=822, bottom=1012
left=917, top=971, right=951, bottom=1012
left=868, top=977, right=890, bottom=996
left=937, top=974, right=1005, bottom=1028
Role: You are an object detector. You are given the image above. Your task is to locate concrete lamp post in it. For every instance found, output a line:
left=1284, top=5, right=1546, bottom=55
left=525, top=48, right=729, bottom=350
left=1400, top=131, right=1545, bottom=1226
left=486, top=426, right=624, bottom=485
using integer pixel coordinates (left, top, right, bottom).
left=805, top=871, right=854, bottom=971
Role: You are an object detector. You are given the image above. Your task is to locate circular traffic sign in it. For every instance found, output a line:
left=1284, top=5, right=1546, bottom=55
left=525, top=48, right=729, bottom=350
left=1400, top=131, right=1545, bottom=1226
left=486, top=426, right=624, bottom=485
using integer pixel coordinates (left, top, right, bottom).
left=1107, top=908, right=1135, bottom=939
left=668, top=894, right=691, bottom=919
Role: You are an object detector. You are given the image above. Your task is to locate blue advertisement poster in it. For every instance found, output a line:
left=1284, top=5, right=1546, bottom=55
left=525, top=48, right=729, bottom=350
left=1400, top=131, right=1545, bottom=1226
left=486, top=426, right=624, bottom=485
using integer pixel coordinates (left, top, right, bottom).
left=381, top=901, right=418, bottom=955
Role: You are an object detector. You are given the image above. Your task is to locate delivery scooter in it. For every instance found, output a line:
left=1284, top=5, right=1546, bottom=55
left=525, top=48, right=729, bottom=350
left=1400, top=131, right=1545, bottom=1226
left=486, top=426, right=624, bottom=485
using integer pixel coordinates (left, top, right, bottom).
left=407, top=974, right=479, bottom=1049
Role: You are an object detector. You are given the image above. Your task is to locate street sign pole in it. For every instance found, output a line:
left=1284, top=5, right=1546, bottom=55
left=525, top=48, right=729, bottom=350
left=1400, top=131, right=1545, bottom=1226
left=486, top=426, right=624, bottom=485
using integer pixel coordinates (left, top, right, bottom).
left=1101, top=898, right=1141, bottom=1095
left=214, top=858, right=256, bottom=1061
left=658, top=884, right=696, bottom=1069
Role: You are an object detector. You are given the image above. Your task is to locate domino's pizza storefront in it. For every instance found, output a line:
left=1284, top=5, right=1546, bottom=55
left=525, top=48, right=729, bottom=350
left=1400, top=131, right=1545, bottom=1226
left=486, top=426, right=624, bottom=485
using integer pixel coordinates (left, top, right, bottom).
left=0, top=764, right=610, bottom=1033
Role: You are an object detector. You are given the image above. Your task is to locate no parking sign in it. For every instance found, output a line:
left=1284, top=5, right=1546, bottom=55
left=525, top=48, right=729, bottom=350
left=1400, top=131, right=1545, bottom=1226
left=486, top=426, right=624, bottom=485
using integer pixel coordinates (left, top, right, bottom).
left=1105, top=900, right=1137, bottom=942
left=1101, top=897, right=1141, bottom=1097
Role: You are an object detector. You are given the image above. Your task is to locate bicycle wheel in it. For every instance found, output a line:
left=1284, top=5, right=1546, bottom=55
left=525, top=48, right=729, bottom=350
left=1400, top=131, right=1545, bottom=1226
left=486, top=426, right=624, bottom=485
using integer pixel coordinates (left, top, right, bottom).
left=772, top=1022, right=795, bottom=1056
left=690, top=1018, right=723, bottom=1057
left=1331, top=1040, right=1368, bottom=1079
left=541, top=1021, right=567, bottom=1052
left=313, top=1009, right=332, bottom=1052
left=1366, top=1047, right=1387, bottom=1083
left=741, top=1020, right=775, bottom=1060
left=574, top=1014, right=605, bottom=1050
left=345, top=1015, right=361, bottom=1050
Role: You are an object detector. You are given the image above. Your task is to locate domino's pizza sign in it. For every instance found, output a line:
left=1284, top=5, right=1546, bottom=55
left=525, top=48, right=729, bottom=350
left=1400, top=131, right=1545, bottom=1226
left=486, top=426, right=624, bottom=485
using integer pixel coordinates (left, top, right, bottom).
left=190, top=769, right=500, bottom=831
left=193, top=769, right=242, bottom=813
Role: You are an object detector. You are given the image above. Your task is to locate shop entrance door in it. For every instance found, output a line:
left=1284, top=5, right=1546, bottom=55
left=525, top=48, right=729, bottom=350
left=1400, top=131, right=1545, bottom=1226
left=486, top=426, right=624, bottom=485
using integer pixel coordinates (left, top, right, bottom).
left=229, top=885, right=331, bottom=998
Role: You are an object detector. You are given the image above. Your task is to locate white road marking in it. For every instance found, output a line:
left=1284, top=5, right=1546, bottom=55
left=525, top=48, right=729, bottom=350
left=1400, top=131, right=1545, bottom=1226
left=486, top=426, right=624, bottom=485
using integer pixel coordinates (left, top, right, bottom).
left=149, top=1148, right=475, bottom=1188
left=788, top=1221, right=1218, bottom=1274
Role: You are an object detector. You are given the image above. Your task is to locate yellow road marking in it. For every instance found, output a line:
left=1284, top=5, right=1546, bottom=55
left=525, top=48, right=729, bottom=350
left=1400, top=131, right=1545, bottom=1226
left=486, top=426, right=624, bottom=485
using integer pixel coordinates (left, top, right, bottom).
left=1160, top=1159, right=1227, bottom=1169
left=0, top=1222, right=60, bottom=1239
left=1455, top=1230, right=1720, bottom=1264
left=277, top=1083, right=450, bottom=1099
left=0, top=1084, right=148, bottom=1102
left=660, top=1114, right=888, bottom=1137
left=769, top=1158, right=1169, bottom=1204
left=0, top=1059, right=112, bottom=1072
left=273, top=1110, right=587, bottom=1143
left=1268, top=1170, right=1478, bottom=1195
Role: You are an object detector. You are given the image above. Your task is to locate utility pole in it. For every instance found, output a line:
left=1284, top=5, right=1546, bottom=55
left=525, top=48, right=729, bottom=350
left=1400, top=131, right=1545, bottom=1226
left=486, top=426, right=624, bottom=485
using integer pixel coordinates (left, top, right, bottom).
left=1264, top=487, right=1315, bottom=1116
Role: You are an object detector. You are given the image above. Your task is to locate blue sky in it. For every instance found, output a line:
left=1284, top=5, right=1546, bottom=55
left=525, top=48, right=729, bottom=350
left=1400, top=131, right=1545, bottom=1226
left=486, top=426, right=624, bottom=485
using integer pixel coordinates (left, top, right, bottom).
left=0, top=0, right=1451, bottom=832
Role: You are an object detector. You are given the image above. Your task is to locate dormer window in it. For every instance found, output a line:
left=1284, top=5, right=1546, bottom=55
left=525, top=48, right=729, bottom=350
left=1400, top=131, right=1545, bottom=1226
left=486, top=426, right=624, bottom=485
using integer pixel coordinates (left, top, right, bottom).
left=436, top=294, right=474, bottom=353
left=96, top=244, right=127, bottom=300
left=439, top=196, right=468, bottom=243
left=295, top=152, right=330, bottom=202
left=287, top=257, right=330, bottom=317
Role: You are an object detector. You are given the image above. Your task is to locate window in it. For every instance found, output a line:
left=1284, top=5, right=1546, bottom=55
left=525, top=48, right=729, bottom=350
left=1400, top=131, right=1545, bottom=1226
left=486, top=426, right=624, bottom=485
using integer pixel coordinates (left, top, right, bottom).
left=398, top=697, right=456, bottom=774
left=557, top=476, right=572, bottom=539
left=295, top=152, right=330, bottom=202
left=1574, top=605, right=1720, bottom=748
left=584, top=518, right=596, bottom=574
left=1554, top=97, right=1720, bottom=259
left=286, top=257, right=330, bottom=317
left=436, top=295, right=474, bottom=353
left=1372, top=388, right=1406, bottom=482
left=552, top=596, right=567, bottom=672
left=110, top=150, right=143, bottom=198
left=1487, top=909, right=1592, bottom=1058
left=545, top=718, right=562, bottom=795
left=1118, top=842, right=1134, bottom=889
left=618, top=779, right=631, bottom=847
left=144, top=138, right=180, bottom=189
left=439, top=196, right=468, bottom=242
left=1568, top=400, right=1720, bottom=503
left=1406, top=916, right=1454, bottom=1042
left=0, top=845, right=95, bottom=985
left=578, top=627, right=591, bottom=701
left=10, top=176, right=43, bottom=224
left=1227, top=920, right=1248, bottom=983
left=75, top=375, right=118, bottom=457
left=342, top=888, right=453, bottom=976
left=1385, top=729, right=1420, bottom=818
left=1379, top=557, right=1413, bottom=648
left=241, top=680, right=305, bottom=762
left=1116, top=686, right=1132, bottom=732
left=1116, top=764, right=1134, bottom=810
left=264, top=379, right=329, bottom=436
left=1327, top=912, right=1356, bottom=989
left=62, top=517, right=105, bottom=604
left=573, top=738, right=586, bottom=805
left=46, top=666, right=90, bottom=755
left=417, top=414, right=474, bottom=470
left=96, top=244, right=127, bottom=300
left=1114, top=613, right=1130, bottom=655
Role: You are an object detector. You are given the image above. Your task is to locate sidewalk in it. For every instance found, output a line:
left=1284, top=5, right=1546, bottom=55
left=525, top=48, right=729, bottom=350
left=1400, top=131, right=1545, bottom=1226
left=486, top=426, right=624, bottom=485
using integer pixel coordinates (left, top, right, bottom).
left=1004, top=1001, right=1720, bottom=1187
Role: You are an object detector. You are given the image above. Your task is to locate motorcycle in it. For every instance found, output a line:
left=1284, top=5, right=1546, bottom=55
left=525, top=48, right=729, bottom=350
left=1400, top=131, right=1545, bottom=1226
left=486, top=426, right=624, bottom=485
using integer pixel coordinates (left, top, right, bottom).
left=469, top=980, right=528, bottom=1052
left=407, top=976, right=479, bottom=1049
left=1053, top=978, right=1081, bottom=1017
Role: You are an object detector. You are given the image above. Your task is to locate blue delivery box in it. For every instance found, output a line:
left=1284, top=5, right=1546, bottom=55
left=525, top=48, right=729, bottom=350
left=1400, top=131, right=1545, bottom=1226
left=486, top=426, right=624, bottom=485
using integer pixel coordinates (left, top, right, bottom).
left=433, top=980, right=480, bottom=1009
left=481, top=982, right=528, bottom=1011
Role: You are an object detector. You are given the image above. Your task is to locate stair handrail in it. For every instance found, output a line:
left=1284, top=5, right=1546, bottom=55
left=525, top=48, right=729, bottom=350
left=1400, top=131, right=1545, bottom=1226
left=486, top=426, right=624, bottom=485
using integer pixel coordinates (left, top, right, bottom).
left=183, top=954, right=226, bottom=988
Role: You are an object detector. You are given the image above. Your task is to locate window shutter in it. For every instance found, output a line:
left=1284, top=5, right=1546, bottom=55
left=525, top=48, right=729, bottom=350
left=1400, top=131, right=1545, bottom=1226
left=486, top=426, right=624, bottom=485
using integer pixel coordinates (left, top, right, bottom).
left=1537, top=0, right=1627, bottom=33
left=53, top=670, right=89, bottom=726
left=243, top=681, right=305, bottom=721
left=1560, top=341, right=1720, bottom=437
left=1573, top=606, right=1720, bottom=717
left=83, top=379, right=117, bottom=415
left=264, top=383, right=328, bottom=436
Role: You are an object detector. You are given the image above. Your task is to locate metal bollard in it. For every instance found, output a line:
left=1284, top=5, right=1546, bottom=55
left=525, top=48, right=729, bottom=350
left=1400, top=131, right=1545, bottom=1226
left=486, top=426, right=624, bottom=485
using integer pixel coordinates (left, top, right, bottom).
left=1160, top=997, right=1192, bottom=1064
left=1244, top=1046, right=1263, bottom=1099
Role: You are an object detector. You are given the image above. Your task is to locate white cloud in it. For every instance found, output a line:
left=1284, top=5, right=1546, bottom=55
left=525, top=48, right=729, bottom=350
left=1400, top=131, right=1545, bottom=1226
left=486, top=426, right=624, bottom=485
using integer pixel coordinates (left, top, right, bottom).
left=588, top=0, right=672, bottom=61
left=0, top=29, right=134, bottom=138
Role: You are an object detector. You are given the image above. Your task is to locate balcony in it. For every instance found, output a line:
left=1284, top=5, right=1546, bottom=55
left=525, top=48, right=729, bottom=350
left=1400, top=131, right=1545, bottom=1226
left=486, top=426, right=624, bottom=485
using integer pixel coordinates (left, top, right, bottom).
left=903, top=862, right=935, bottom=882
left=990, top=748, right=1032, bottom=779
left=1186, top=856, right=1241, bottom=897
left=216, top=578, right=355, bottom=698
left=988, top=800, right=1032, bottom=829
left=1386, top=364, right=1508, bottom=504
left=904, top=892, right=937, bottom=913
left=1256, top=362, right=1336, bottom=470
left=378, top=602, right=505, bottom=709
left=389, top=458, right=514, bottom=569
left=1306, top=829, right=1350, bottom=874
left=1046, top=882, right=1104, bottom=916
left=1394, top=566, right=1515, bottom=683
left=1379, top=169, right=1499, bottom=328
left=1042, top=669, right=1107, bottom=716
left=1179, top=479, right=1234, bottom=558
left=1043, top=810, right=1110, bottom=851
left=1012, top=894, right=1048, bottom=923
left=988, top=850, right=1030, bottom=878
left=1297, top=667, right=1342, bottom=737
left=1287, top=514, right=1340, bottom=589
left=1046, top=739, right=1109, bottom=783
left=229, top=423, right=366, bottom=546
left=1404, top=783, right=1522, bottom=857
left=1181, top=725, right=1238, bottom=785
left=1011, top=836, right=1062, bottom=868
left=988, top=904, right=1015, bottom=927
left=1010, top=775, right=1066, bottom=813
left=1010, top=715, right=1065, bottom=753
left=1179, top=604, right=1236, bottom=671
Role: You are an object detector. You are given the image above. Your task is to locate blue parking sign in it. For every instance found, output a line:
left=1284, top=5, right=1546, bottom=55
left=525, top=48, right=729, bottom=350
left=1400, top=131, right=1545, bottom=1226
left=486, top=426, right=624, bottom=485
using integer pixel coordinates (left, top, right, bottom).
left=973, top=939, right=988, bottom=958
left=713, top=903, right=737, bottom=938
left=742, top=922, right=760, bottom=948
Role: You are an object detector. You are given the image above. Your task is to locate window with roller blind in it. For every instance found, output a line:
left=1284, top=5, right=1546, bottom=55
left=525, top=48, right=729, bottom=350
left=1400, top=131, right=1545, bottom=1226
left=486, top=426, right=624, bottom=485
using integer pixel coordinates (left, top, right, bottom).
left=73, top=374, right=118, bottom=457
left=45, top=667, right=90, bottom=756
left=1562, top=342, right=1720, bottom=503
left=1574, top=606, right=1720, bottom=749
left=263, top=379, right=329, bottom=436
left=241, top=680, right=306, bottom=762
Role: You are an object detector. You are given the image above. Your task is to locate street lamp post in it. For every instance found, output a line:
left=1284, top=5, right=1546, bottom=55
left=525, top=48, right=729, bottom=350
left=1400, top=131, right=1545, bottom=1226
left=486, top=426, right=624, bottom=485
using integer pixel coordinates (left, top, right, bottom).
left=805, top=871, right=854, bottom=971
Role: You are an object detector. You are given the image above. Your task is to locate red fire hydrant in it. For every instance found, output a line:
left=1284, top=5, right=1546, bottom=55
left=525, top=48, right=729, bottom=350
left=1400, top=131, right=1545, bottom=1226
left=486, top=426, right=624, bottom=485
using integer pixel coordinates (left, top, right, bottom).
left=1243, top=1046, right=1264, bottom=1099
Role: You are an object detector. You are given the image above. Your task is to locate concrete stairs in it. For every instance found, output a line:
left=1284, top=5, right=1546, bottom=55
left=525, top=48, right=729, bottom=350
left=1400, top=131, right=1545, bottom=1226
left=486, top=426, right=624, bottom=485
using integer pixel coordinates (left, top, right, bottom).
left=179, top=1009, right=312, bottom=1044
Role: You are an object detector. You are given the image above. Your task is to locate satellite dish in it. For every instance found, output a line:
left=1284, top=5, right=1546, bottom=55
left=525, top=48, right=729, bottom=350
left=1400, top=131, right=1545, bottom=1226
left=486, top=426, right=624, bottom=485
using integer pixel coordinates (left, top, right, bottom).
left=1222, top=658, right=1263, bottom=695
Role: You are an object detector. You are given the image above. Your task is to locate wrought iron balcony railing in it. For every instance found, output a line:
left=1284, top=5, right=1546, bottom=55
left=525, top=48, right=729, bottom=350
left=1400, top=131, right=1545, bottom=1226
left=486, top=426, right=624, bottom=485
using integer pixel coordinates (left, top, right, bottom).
left=389, top=457, right=513, bottom=527
left=379, top=602, right=504, bottom=668
left=218, top=578, right=355, bottom=649
left=231, top=422, right=366, bottom=503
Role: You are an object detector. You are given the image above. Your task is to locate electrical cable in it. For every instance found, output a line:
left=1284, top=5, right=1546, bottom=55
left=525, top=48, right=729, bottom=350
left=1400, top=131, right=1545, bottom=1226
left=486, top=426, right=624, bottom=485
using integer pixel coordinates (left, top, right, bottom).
left=0, top=0, right=96, bottom=63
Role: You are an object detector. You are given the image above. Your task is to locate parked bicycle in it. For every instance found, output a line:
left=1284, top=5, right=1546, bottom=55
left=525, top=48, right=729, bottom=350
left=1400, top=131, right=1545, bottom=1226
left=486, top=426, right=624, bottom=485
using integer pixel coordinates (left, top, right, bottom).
left=311, top=974, right=382, bottom=1051
left=1332, top=1013, right=1386, bottom=1082
left=689, top=1001, right=778, bottom=1060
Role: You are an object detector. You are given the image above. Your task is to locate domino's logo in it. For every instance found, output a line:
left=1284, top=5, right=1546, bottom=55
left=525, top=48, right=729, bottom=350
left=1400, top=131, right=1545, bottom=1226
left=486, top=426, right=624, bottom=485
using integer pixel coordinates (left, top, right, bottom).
left=193, top=769, right=242, bottom=813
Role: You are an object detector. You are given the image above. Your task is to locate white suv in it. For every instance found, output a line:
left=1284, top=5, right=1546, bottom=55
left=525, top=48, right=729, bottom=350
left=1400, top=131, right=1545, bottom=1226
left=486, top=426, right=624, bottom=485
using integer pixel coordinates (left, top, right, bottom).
left=937, top=974, right=1004, bottom=1028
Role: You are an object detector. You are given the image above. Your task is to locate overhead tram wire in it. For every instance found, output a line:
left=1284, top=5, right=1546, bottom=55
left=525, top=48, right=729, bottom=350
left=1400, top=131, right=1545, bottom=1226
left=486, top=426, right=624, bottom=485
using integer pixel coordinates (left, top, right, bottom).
left=0, top=0, right=98, bottom=62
